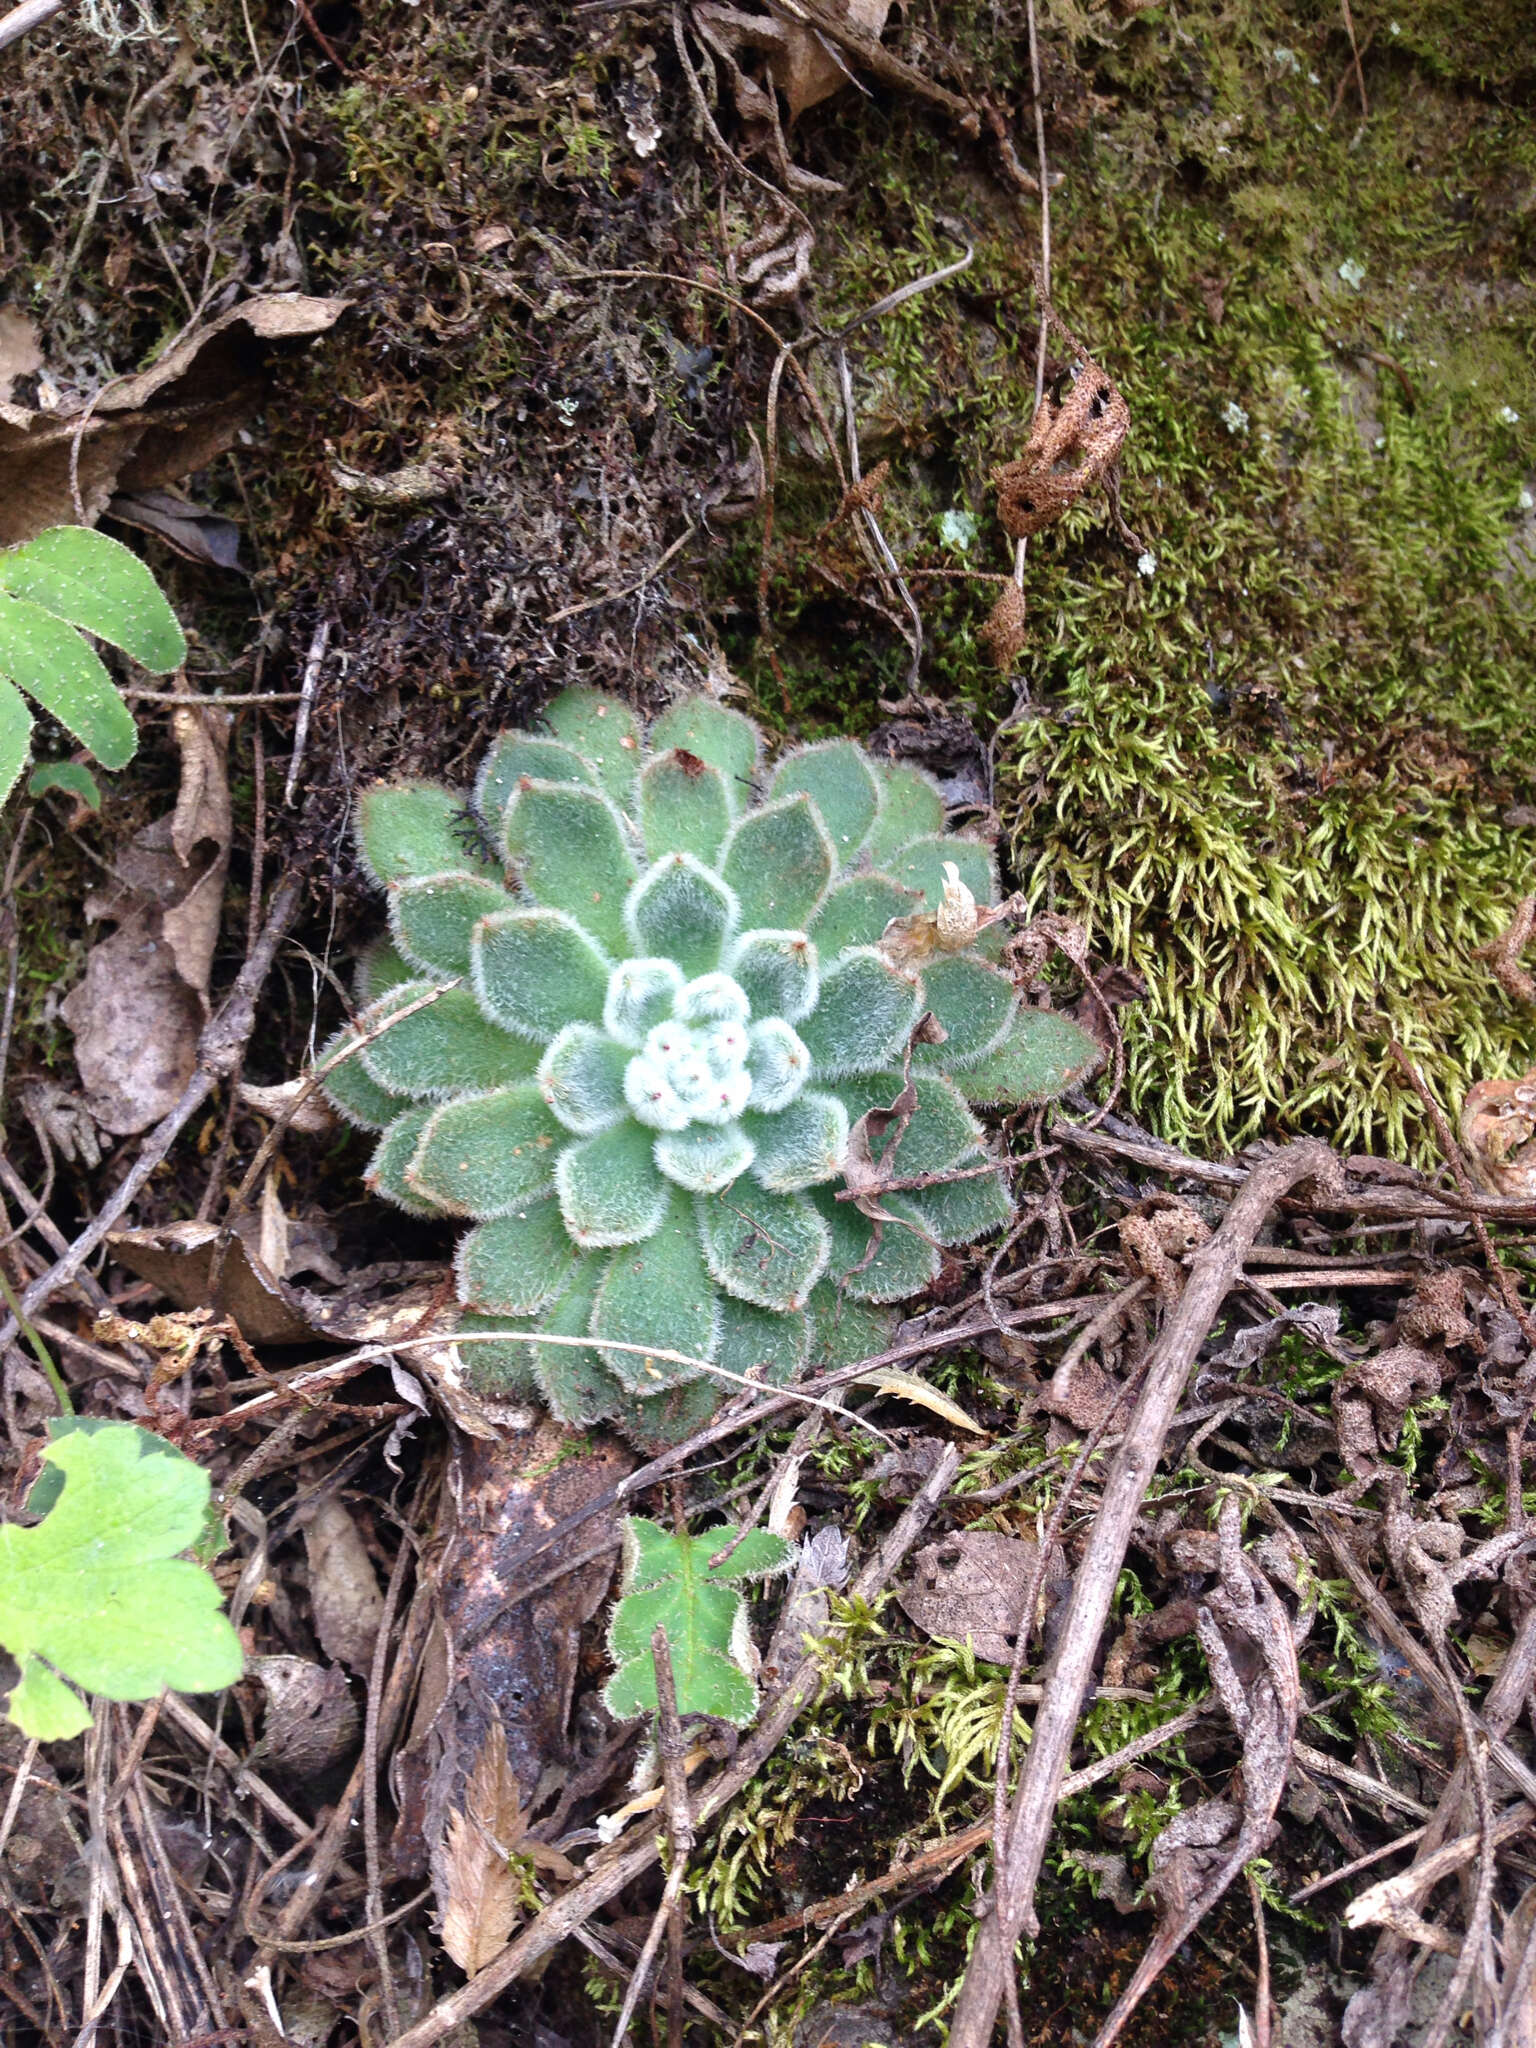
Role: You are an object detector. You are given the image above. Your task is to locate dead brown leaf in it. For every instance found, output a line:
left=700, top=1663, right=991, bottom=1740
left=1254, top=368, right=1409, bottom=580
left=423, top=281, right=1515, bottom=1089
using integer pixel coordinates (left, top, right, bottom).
left=434, top=1715, right=577, bottom=1977
left=991, top=297, right=1133, bottom=545
left=1460, top=1069, right=1536, bottom=1196
left=898, top=1530, right=1044, bottom=1665
left=251, top=1655, right=358, bottom=1778
left=301, top=1497, right=386, bottom=1678
left=0, top=304, right=43, bottom=403
left=767, top=0, right=890, bottom=121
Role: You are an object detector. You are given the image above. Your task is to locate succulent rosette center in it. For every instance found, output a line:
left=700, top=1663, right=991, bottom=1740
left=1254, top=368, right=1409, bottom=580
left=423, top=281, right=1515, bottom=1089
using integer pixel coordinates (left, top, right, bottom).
left=317, top=688, right=1101, bottom=1450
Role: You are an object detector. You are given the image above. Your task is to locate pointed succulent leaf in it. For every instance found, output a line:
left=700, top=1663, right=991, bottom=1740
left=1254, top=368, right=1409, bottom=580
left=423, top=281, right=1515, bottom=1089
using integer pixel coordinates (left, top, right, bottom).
left=811, top=1184, right=939, bottom=1303
left=810, top=874, right=922, bottom=955
left=697, top=1182, right=829, bottom=1311
left=640, top=749, right=731, bottom=864
left=770, top=738, right=881, bottom=866
left=527, top=1257, right=621, bottom=1424
left=0, top=528, right=186, bottom=670
left=389, top=871, right=517, bottom=977
left=902, top=1154, right=1015, bottom=1244
left=316, top=1022, right=411, bottom=1131
left=797, top=948, right=921, bottom=1080
left=503, top=778, right=637, bottom=954
left=625, top=1295, right=806, bottom=1447
left=745, top=1090, right=848, bottom=1191
left=654, top=1121, right=755, bottom=1193
left=914, top=954, right=1018, bottom=1068
left=0, top=597, right=137, bottom=769
left=477, top=734, right=596, bottom=827
left=357, top=781, right=489, bottom=889
left=625, top=851, right=735, bottom=977
left=884, top=832, right=997, bottom=913
left=864, top=762, right=945, bottom=868
left=745, top=1018, right=812, bottom=1112
left=955, top=1009, right=1103, bottom=1105
left=649, top=696, right=759, bottom=808
left=359, top=983, right=541, bottom=1097
left=833, top=1071, right=983, bottom=1174
left=557, top=1121, right=670, bottom=1247
left=807, top=1280, right=899, bottom=1372
left=473, top=908, right=611, bottom=1041
left=453, top=1312, right=540, bottom=1401
left=356, top=939, right=412, bottom=1005
left=537, top=1023, right=629, bottom=1133
left=604, top=957, right=685, bottom=1047
left=590, top=1190, right=719, bottom=1392
left=727, top=929, right=819, bottom=1023
left=455, top=1194, right=582, bottom=1315
left=720, top=794, right=833, bottom=931
left=0, top=674, right=31, bottom=808
left=366, top=1105, right=446, bottom=1217
left=540, top=686, right=641, bottom=807
left=407, top=1086, right=563, bottom=1215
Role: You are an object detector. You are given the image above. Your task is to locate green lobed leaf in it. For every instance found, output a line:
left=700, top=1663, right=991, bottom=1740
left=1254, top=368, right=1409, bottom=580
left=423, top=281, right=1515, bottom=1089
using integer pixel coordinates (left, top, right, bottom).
left=902, top=1154, right=1016, bottom=1244
left=697, top=1181, right=829, bottom=1311
left=797, top=947, right=921, bottom=1080
left=0, top=595, right=137, bottom=769
left=359, top=982, right=542, bottom=1096
left=745, top=1090, right=849, bottom=1192
left=537, top=1022, right=630, bottom=1133
left=0, top=528, right=186, bottom=671
left=477, top=734, right=596, bottom=826
left=589, top=1189, right=719, bottom=1392
left=649, top=696, right=759, bottom=808
left=640, top=749, right=731, bottom=864
left=727, top=929, right=819, bottom=1024
left=541, top=687, right=642, bottom=808
left=770, top=739, right=881, bottom=866
left=366, top=1105, right=446, bottom=1216
left=473, top=908, right=612, bottom=1042
left=720, top=794, right=833, bottom=931
left=810, top=1184, right=940, bottom=1304
left=503, top=778, right=637, bottom=955
left=913, top=954, right=1018, bottom=1069
left=316, top=1021, right=412, bottom=1131
left=831, top=1071, right=984, bottom=1174
left=556, top=1119, right=670, bottom=1247
left=0, top=1424, right=241, bottom=1740
left=810, top=874, right=922, bottom=955
left=624, top=851, right=736, bottom=978
left=0, top=674, right=30, bottom=809
left=654, top=1121, right=755, bottom=1193
left=745, top=1018, right=812, bottom=1112
left=954, top=1008, right=1103, bottom=1106
left=455, top=1194, right=583, bottom=1315
left=356, top=781, right=490, bottom=889
left=389, top=871, right=517, bottom=977
left=864, top=762, right=945, bottom=869
left=407, top=1086, right=564, bottom=1215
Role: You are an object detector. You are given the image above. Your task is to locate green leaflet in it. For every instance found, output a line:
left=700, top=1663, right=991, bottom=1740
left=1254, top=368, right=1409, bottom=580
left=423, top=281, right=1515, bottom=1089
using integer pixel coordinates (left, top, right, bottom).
left=806, top=1281, right=899, bottom=1372
left=885, top=833, right=997, bottom=913
left=359, top=982, right=542, bottom=1096
left=356, top=939, right=413, bottom=1005
left=0, top=597, right=137, bottom=769
left=697, top=1181, right=829, bottom=1311
left=540, top=686, right=642, bottom=808
left=648, top=696, right=759, bottom=806
left=503, top=778, right=637, bottom=954
left=557, top=1120, right=670, bottom=1246
left=810, top=874, right=922, bottom=955
left=797, top=948, right=921, bottom=1079
left=473, top=908, right=611, bottom=1042
left=456, top=1194, right=583, bottom=1315
left=366, top=1105, right=446, bottom=1216
left=955, top=1008, right=1103, bottom=1105
left=603, top=1517, right=791, bottom=1725
left=770, top=738, right=881, bottom=866
left=811, top=1184, right=940, bottom=1304
left=865, top=762, right=945, bottom=868
left=316, top=1022, right=412, bottom=1131
left=831, top=1071, right=983, bottom=1173
left=625, top=852, right=735, bottom=978
left=902, top=1154, right=1016, bottom=1244
left=0, top=1425, right=241, bottom=1741
left=640, top=749, right=732, bottom=864
left=389, top=871, right=517, bottom=977
left=0, top=527, right=185, bottom=671
left=527, top=1256, right=621, bottom=1424
left=590, top=1190, right=719, bottom=1391
left=0, top=674, right=30, bottom=808
left=357, top=781, right=488, bottom=888
left=453, top=1311, right=541, bottom=1400
left=655, top=1121, right=755, bottom=1193
left=408, top=1086, right=564, bottom=1215
left=538, top=1023, right=630, bottom=1134
left=720, top=794, right=834, bottom=931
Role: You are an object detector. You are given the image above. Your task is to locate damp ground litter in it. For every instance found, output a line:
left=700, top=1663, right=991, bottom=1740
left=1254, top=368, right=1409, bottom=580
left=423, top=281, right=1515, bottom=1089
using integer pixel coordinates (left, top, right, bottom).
left=2, top=2, right=1536, bottom=2044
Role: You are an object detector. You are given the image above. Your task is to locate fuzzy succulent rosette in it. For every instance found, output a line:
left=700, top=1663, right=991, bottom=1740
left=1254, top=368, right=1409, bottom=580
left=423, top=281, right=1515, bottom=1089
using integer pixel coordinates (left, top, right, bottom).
left=319, top=689, right=1099, bottom=1446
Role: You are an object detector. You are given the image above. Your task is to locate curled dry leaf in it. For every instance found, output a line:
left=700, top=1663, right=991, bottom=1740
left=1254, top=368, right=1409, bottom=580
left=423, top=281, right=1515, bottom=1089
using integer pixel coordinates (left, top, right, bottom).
left=62, top=703, right=231, bottom=1135
left=991, top=297, right=1132, bottom=544
left=435, top=1716, right=576, bottom=1978
left=251, top=1655, right=358, bottom=1778
left=1460, top=1068, right=1536, bottom=1196
left=1331, top=1343, right=1442, bottom=1481
left=977, top=581, right=1029, bottom=672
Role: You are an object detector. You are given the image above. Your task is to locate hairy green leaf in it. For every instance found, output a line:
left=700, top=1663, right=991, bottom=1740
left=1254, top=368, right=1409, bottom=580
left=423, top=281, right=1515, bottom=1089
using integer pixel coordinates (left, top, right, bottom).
left=865, top=762, right=945, bottom=868
left=697, top=1181, right=829, bottom=1311
left=745, top=1017, right=812, bottom=1112
left=810, top=874, right=922, bottom=955
left=720, top=794, right=833, bottom=931
left=745, top=1090, right=849, bottom=1191
left=625, top=851, right=735, bottom=978
left=556, top=1120, right=670, bottom=1247
left=832, top=1071, right=983, bottom=1173
left=315, top=1021, right=412, bottom=1131
left=648, top=697, right=758, bottom=806
left=473, top=908, right=611, bottom=1042
left=366, top=1105, right=446, bottom=1216
left=0, top=674, right=30, bottom=808
left=770, top=738, right=881, bottom=865
left=357, top=781, right=488, bottom=889
left=359, top=982, right=541, bottom=1096
left=955, top=1008, right=1103, bottom=1105
left=527, top=1256, right=620, bottom=1424
left=540, top=687, right=642, bottom=808
left=811, top=1184, right=940, bottom=1303
left=901, top=1154, right=1016, bottom=1244
left=727, top=928, right=819, bottom=1023
left=503, top=778, right=637, bottom=954
left=477, top=734, right=597, bottom=826
left=537, top=1022, right=630, bottom=1134
left=456, top=1195, right=583, bottom=1315
left=389, top=871, right=516, bottom=977
left=798, top=948, right=921, bottom=1079
left=640, top=749, right=731, bottom=864
left=654, top=1121, right=755, bottom=1193
left=408, top=1086, right=564, bottom=1215
left=914, top=954, right=1018, bottom=1068
left=590, top=1191, right=718, bottom=1391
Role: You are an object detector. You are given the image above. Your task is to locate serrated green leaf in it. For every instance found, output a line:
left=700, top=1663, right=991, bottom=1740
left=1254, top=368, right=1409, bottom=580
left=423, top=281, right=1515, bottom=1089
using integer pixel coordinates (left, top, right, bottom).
left=358, top=982, right=541, bottom=1096
left=537, top=1022, right=629, bottom=1134
left=366, top=1105, right=446, bottom=1215
left=590, top=1190, right=718, bottom=1391
left=810, top=874, right=922, bottom=955
left=625, top=851, right=736, bottom=977
left=697, top=1182, right=829, bottom=1311
left=640, top=749, right=731, bottom=864
left=357, top=781, right=490, bottom=889
left=389, top=871, right=517, bottom=977
left=557, top=1120, right=670, bottom=1246
left=473, top=908, right=612, bottom=1042
left=770, top=738, right=881, bottom=865
left=649, top=696, right=759, bottom=807
left=0, top=1424, right=241, bottom=1739
left=28, top=760, right=101, bottom=810
left=744, top=1090, right=849, bottom=1191
left=0, top=528, right=185, bottom=670
left=503, top=778, right=637, bottom=953
left=0, top=595, right=137, bottom=769
left=798, top=948, right=921, bottom=1080
left=727, top=929, right=819, bottom=1023
left=810, top=1184, right=940, bottom=1303
left=954, top=1008, right=1103, bottom=1105
left=832, top=1071, right=983, bottom=1173
left=0, top=674, right=30, bottom=808
left=865, top=763, right=945, bottom=868
left=408, top=1086, right=564, bottom=1215
left=316, top=1021, right=412, bottom=1131
left=655, top=1120, right=755, bottom=1193
left=720, top=794, right=833, bottom=931
left=455, top=1194, right=582, bottom=1314
left=476, top=733, right=597, bottom=826
left=541, top=686, right=642, bottom=807
left=914, top=954, right=1018, bottom=1068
